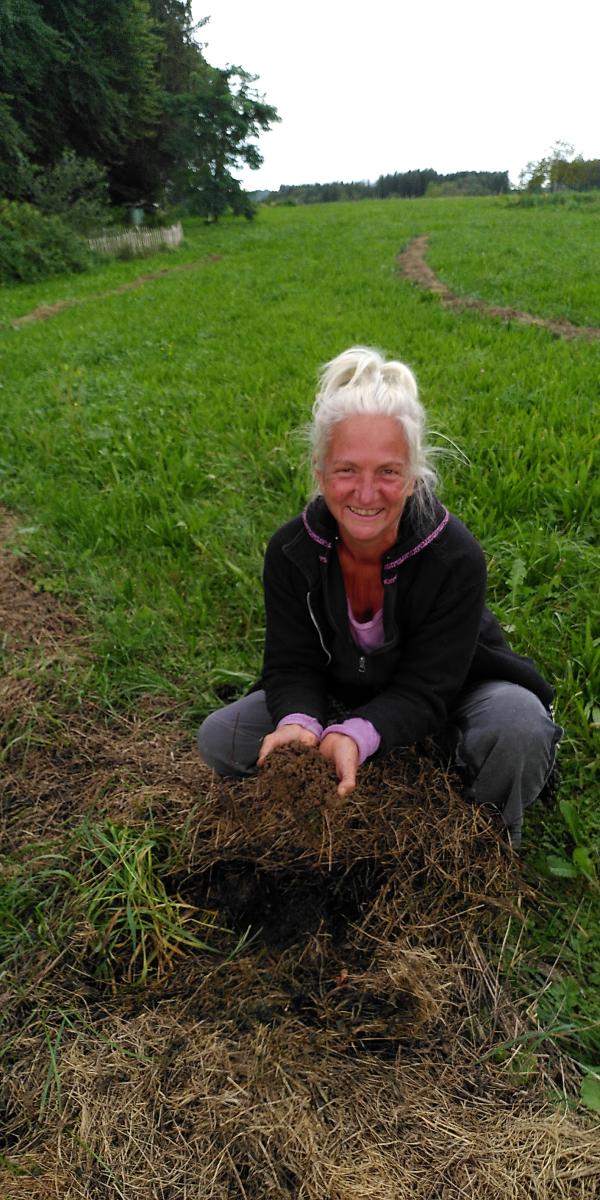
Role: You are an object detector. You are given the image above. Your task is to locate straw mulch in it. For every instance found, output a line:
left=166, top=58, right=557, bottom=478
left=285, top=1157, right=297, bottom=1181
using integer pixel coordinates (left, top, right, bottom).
left=2, top=745, right=600, bottom=1199
left=1, top=512, right=600, bottom=1198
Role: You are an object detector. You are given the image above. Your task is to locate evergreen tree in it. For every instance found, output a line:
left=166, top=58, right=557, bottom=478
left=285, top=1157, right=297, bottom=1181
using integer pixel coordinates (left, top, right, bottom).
left=0, top=0, right=67, bottom=193
left=167, top=64, right=279, bottom=219
left=0, top=0, right=279, bottom=214
left=0, top=0, right=160, bottom=199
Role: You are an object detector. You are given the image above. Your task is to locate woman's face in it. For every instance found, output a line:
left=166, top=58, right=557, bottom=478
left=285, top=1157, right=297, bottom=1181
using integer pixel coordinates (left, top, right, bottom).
left=316, top=414, right=415, bottom=555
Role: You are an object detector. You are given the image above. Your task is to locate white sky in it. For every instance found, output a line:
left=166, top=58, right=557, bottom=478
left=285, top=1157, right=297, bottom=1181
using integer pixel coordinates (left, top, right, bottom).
left=193, top=0, right=598, bottom=191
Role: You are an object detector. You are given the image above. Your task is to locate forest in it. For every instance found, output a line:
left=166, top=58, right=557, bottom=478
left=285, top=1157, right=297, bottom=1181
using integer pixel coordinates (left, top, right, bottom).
left=0, top=0, right=279, bottom=218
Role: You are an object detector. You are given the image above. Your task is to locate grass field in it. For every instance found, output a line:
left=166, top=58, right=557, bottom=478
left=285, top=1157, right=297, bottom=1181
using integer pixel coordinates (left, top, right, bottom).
left=1, top=195, right=600, bottom=1176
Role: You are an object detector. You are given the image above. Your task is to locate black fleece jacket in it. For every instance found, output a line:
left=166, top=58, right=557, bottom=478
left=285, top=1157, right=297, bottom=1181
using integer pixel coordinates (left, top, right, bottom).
left=261, top=494, right=553, bottom=753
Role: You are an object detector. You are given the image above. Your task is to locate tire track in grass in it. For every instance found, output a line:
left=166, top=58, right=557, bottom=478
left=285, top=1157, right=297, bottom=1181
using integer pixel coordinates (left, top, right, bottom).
left=9, top=254, right=222, bottom=329
left=398, top=235, right=600, bottom=341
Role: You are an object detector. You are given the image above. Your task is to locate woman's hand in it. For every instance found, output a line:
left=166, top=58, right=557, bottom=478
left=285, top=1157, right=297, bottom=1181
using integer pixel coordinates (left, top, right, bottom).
left=319, top=731, right=359, bottom=798
left=257, top=723, right=319, bottom=766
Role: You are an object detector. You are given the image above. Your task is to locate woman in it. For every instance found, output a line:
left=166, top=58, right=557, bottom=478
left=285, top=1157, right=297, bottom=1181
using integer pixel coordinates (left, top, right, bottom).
left=198, top=347, right=562, bottom=845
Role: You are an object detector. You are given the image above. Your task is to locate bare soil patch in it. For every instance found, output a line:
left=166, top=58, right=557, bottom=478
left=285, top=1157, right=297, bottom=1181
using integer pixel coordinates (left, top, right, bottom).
left=398, top=235, right=600, bottom=340
left=1, top=511, right=599, bottom=1198
left=9, top=255, right=222, bottom=328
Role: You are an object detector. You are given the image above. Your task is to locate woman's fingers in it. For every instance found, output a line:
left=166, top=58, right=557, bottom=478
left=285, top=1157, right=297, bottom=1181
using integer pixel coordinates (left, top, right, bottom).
left=319, top=732, right=359, bottom=797
left=257, top=724, right=319, bottom=766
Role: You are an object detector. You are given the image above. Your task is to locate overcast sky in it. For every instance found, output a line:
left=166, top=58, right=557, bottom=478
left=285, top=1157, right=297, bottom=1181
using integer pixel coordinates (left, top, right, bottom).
left=193, top=0, right=598, bottom=191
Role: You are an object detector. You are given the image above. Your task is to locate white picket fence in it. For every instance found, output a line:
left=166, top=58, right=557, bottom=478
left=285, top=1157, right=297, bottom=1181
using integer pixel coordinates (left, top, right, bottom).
left=88, top=221, right=183, bottom=257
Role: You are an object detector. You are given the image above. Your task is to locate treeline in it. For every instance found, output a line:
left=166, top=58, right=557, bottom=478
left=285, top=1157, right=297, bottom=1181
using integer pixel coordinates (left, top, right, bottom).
left=376, top=169, right=510, bottom=198
left=522, top=154, right=600, bottom=193
left=0, top=0, right=278, bottom=222
left=270, top=169, right=510, bottom=206
left=266, top=153, right=600, bottom=207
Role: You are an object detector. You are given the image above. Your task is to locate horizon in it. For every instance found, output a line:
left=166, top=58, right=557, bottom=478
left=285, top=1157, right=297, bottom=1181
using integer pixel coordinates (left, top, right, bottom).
left=245, top=167, right=512, bottom=195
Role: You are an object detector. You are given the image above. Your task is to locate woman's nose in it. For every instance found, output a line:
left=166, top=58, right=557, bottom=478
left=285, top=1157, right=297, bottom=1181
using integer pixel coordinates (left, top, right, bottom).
left=355, top=473, right=377, bottom=502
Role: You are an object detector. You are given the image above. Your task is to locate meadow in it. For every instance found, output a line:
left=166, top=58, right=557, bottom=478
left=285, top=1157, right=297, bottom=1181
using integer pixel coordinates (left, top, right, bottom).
left=1, top=195, right=599, bottom=1186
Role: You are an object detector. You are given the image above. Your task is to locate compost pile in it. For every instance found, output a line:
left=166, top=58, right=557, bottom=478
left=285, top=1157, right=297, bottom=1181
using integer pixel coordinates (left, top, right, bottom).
left=1, top=520, right=600, bottom=1198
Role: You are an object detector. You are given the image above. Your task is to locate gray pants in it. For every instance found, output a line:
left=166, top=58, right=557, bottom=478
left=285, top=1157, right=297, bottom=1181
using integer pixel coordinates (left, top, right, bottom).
left=197, top=681, right=563, bottom=845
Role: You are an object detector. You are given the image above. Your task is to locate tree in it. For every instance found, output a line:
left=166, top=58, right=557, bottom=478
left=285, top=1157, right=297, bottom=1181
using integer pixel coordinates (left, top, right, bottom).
left=519, top=142, right=575, bottom=191
left=521, top=143, right=600, bottom=194
left=550, top=153, right=600, bottom=192
left=44, top=0, right=161, bottom=200
left=168, top=65, right=280, bottom=219
left=28, top=149, right=111, bottom=233
left=0, top=1, right=279, bottom=216
left=0, top=0, right=161, bottom=200
left=118, top=0, right=207, bottom=203
left=0, top=0, right=67, bottom=194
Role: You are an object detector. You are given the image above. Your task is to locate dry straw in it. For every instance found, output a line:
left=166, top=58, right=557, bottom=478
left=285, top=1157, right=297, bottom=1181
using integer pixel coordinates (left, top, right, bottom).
left=2, top=744, right=600, bottom=1198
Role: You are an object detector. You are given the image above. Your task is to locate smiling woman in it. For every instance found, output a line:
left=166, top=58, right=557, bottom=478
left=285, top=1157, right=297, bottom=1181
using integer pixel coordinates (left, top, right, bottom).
left=198, top=346, right=562, bottom=846
left=317, top=415, right=414, bottom=561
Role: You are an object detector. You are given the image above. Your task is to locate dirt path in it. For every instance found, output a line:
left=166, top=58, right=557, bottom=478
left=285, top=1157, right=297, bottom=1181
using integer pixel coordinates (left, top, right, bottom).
left=8, top=254, right=222, bottom=328
left=398, top=235, right=600, bottom=341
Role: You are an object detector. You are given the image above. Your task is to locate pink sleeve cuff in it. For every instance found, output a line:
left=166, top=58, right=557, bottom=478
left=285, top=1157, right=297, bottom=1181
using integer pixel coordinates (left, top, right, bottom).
left=277, top=713, right=323, bottom=739
left=321, top=718, right=381, bottom=765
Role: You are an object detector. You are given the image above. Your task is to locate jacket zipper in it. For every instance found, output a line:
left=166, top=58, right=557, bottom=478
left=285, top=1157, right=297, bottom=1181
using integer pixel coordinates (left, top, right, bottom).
left=307, top=585, right=369, bottom=676
left=306, top=591, right=332, bottom=665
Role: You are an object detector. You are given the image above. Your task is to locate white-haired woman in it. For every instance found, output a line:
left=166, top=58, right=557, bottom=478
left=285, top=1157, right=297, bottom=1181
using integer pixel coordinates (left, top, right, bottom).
left=198, top=347, right=561, bottom=845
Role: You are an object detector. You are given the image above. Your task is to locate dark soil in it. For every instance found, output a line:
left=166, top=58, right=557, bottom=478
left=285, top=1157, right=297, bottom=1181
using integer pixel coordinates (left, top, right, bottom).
left=191, top=855, right=384, bottom=951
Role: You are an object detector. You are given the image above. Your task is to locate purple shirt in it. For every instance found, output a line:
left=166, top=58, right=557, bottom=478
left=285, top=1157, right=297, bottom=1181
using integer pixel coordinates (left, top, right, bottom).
left=347, top=600, right=384, bottom=653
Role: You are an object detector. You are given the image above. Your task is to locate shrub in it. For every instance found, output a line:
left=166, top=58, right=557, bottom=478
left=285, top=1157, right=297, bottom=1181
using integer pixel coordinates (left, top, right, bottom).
left=28, top=150, right=112, bottom=235
left=0, top=199, right=91, bottom=283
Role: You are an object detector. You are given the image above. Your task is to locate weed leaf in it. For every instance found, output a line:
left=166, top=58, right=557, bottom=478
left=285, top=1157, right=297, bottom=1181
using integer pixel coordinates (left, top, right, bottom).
left=572, top=847, right=596, bottom=881
left=509, top=557, right=526, bottom=607
left=546, top=855, right=578, bottom=879
left=559, top=799, right=583, bottom=845
left=580, top=1074, right=600, bottom=1113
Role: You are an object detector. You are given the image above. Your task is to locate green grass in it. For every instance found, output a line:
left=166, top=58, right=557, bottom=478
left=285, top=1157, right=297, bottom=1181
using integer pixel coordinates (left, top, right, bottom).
left=0, top=822, right=237, bottom=998
left=1, top=196, right=599, bottom=1058
left=426, top=194, right=600, bottom=326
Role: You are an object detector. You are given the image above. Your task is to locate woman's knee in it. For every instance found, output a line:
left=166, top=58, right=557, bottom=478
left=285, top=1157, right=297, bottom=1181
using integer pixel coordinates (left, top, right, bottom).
left=454, top=681, right=562, bottom=826
left=460, top=682, right=559, bottom=757
left=197, top=709, right=232, bottom=774
left=197, top=690, right=274, bottom=777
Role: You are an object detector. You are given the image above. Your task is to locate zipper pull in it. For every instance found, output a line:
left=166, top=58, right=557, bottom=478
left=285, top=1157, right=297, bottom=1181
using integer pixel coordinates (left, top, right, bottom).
left=358, top=656, right=366, bottom=674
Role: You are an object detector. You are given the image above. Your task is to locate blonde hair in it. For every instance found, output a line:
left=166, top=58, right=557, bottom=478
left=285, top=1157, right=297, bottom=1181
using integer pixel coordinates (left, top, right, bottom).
left=310, top=347, right=437, bottom=516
